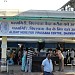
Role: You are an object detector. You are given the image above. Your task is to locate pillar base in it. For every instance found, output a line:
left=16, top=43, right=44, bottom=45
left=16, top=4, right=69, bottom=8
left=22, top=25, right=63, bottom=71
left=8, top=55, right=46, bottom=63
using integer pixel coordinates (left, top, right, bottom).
left=1, top=65, right=7, bottom=72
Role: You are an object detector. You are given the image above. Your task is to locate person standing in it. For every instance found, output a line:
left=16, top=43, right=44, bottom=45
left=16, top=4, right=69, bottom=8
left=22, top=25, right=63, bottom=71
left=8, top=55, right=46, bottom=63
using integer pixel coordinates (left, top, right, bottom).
left=18, top=50, right=21, bottom=65
left=70, top=48, right=74, bottom=64
left=21, top=50, right=27, bottom=72
left=55, top=48, right=64, bottom=72
left=41, top=53, right=53, bottom=75
left=66, top=50, right=70, bottom=64
left=27, top=48, right=34, bottom=72
left=63, top=50, right=67, bottom=65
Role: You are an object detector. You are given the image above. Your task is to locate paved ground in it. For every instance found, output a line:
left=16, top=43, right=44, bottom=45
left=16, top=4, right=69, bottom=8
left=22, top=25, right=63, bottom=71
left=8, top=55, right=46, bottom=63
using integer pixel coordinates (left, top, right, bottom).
left=0, top=65, right=75, bottom=75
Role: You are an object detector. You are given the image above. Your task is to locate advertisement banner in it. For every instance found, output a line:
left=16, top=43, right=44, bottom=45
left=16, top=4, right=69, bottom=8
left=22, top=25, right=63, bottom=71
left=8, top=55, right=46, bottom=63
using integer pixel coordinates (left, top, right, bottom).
left=0, top=20, right=75, bottom=37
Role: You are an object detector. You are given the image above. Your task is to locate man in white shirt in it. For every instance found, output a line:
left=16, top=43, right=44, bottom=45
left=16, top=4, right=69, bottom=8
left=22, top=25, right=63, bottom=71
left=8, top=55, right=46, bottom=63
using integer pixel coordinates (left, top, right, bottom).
left=41, top=53, right=53, bottom=75
left=63, top=50, right=67, bottom=65
left=70, top=49, right=74, bottom=64
left=40, top=48, right=46, bottom=52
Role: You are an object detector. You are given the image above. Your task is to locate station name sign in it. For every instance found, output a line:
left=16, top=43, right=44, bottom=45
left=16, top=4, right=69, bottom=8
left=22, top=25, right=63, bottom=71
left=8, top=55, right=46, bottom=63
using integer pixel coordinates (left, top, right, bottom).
left=0, top=20, right=75, bottom=37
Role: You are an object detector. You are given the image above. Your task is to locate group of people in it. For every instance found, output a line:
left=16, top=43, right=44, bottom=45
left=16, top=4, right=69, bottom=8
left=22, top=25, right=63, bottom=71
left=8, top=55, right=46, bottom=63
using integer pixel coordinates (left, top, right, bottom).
left=41, top=48, right=75, bottom=75
left=21, top=48, right=34, bottom=72
left=21, top=47, right=65, bottom=74
left=62, top=48, right=75, bottom=65
left=41, top=48, right=64, bottom=75
left=21, top=47, right=65, bottom=75
left=7, top=47, right=75, bottom=75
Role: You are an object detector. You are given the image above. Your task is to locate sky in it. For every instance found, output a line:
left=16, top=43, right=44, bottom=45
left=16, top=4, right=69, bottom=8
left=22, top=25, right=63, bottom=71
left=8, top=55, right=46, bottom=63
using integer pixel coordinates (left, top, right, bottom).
left=0, top=0, right=70, bottom=11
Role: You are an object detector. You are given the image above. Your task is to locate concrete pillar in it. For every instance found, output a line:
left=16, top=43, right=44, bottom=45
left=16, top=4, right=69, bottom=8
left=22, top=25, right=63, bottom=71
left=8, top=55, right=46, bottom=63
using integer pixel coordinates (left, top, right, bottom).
left=1, top=36, right=7, bottom=72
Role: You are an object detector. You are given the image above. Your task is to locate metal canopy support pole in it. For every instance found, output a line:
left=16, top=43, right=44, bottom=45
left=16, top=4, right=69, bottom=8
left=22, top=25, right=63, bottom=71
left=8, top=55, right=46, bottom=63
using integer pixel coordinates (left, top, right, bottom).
left=1, top=36, right=7, bottom=72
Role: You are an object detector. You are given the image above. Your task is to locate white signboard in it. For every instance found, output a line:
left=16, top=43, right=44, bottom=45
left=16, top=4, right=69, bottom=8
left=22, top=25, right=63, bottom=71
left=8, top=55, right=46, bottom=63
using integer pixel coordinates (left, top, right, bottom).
left=0, top=20, right=75, bottom=37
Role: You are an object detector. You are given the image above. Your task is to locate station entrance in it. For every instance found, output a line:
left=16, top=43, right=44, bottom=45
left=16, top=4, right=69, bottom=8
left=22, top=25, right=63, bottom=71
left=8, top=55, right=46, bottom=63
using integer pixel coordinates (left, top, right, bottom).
left=0, top=10, right=75, bottom=72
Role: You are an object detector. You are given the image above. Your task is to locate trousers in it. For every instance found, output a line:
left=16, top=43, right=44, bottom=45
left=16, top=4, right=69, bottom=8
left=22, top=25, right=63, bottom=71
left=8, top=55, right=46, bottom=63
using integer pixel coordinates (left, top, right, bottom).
left=27, top=59, right=32, bottom=72
left=44, top=71, right=53, bottom=75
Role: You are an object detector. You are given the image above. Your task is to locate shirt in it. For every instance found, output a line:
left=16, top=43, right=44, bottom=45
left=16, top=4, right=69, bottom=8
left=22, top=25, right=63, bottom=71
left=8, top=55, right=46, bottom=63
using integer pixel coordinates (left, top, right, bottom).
left=56, top=50, right=64, bottom=60
left=63, top=51, right=67, bottom=58
left=27, top=49, right=33, bottom=61
left=42, top=58, right=53, bottom=72
left=70, top=50, right=74, bottom=58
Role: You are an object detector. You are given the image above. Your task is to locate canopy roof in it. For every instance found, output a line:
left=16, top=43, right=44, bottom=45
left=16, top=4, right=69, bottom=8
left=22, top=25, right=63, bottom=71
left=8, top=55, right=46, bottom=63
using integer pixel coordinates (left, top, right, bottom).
left=17, top=10, right=75, bottom=18
left=0, top=10, right=75, bottom=21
